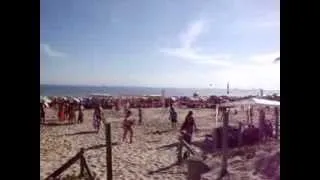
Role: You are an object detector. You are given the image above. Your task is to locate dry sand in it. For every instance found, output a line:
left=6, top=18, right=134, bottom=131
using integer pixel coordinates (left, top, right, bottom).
left=40, top=108, right=279, bottom=180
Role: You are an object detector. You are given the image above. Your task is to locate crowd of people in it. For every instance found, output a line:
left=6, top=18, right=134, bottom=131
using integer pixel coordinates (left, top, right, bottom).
left=41, top=99, right=278, bottom=156
left=40, top=100, right=84, bottom=124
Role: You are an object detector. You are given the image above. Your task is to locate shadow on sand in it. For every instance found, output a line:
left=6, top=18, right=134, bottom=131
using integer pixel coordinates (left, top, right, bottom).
left=156, top=142, right=179, bottom=150
left=191, top=140, right=216, bottom=154
left=41, top=122, right=74, bottom=126
left=84, top=142, right=119, bottom=151
left=64, top=131, right=98, bottom=136
left=147, top=161, right=184, bottom=175
left=146, top=129, right=173, bottom=135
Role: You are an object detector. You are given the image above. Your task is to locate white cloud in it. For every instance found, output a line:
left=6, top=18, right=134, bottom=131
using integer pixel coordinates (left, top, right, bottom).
left=160, top=48, right=233, bottom=67
left=179, top=20, right=206, bottom=49
left=40, top=43, right=65, bottom=58
left=160, top=18, right=279, bottom=89
left=211, top=51, right=280, bottom=89
left=156, top=51, right=280, bottom=89
left=161, top=19, right=233, bottom=67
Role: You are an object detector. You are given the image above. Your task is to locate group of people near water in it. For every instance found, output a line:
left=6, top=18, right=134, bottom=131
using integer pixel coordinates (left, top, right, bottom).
left=41, top=100, right=199, bottom=146
left=40, top=100, right=84, bottom=124
left=57, top=101, right=84, bottom=124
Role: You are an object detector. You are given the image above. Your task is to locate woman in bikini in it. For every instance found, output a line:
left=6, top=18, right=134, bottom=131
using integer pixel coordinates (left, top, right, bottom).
left=122, top=110, right=135, bottom=143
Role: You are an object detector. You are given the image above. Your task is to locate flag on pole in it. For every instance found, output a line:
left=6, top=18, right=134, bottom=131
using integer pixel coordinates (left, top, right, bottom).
left=274, top=57, right=280, bottom=63
left=227, top=82, right=230, bottom=95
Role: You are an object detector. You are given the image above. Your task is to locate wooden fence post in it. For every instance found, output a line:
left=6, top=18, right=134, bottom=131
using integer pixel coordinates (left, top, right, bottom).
left=238, top=122, right=243, bottom=146
left=105, top=123, right=113, bottom=180
left=80, top=148, right=84, bottom=177
left=177, top=138, right=183, bottom=164
left=221, top=108, right=229, bottom=177
left=274, top=107, right=279, bottom=139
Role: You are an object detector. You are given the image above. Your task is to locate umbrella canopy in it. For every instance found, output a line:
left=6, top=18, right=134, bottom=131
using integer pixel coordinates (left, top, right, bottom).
left=40, top=96, right=52, bottom=104
left=72, top=97, right=81, bottom=103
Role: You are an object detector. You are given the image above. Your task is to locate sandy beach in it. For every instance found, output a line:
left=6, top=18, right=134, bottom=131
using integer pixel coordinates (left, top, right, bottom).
left=40, top=108, right=279, bottom=180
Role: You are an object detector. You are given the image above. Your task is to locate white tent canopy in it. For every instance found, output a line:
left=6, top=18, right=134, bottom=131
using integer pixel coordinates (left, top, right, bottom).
left=215, top=98, right=280, bottom=127
left=220, top=98, right=280, bottom=107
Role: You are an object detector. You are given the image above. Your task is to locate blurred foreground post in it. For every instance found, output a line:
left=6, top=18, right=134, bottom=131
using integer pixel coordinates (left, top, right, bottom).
left=274, top=107, right=279, bottom=139
left=105, top=123, right=113, bottom=180
left=221, top=108, right=229, bottom=177
left=238, top=122, right=243, bottom=146
left=215, top=104, right=219, bottom=127
left=79, top=148, right=84, bottom=177
left=177, top=137, right=183, bottom=164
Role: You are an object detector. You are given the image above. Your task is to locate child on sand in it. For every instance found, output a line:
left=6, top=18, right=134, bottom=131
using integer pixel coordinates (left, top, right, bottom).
left=122, top=110, right=135, bottom=143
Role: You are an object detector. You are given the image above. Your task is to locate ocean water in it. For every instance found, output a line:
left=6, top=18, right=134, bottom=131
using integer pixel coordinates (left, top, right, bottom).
left=40, top=85, right=280, bottom=97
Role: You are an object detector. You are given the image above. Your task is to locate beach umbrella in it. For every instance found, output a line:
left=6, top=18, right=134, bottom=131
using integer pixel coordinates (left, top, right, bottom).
left=72, top=97, right=81, bottom=103
left=40, top=96, right=51, bottom=104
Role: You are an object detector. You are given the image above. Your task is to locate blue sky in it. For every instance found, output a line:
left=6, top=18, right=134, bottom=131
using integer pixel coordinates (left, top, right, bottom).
left=40, top=0, right=280, bottom=90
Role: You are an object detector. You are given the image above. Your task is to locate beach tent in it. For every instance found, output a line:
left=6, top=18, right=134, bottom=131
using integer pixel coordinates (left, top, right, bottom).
left=220, top=98, right=280, bottom=107
left=216, top=98, right=280, bottom=127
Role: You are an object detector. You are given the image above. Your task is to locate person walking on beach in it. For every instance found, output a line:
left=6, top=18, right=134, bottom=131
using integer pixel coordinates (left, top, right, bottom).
left=258, top=107, right=266, bottom=141
left=180, top=111, right=198, bottom=159
left=77, top=104, right=84, bottom=124
left=69, top=103, right=76, bottom=123
left=58, top=101, right=65, bottom=122
left=180, top=111, right=198, bottom=144
left=93, top=106, right=102, bottom=133
left=169, top=105, right=178, bottom=128
left=65, top=102, right=70, bottom=122
left=138, top=107, right=142, bottom=125
left=40, top=102, right=45, bottom=124
left=122, top=110, right=135, bottom=143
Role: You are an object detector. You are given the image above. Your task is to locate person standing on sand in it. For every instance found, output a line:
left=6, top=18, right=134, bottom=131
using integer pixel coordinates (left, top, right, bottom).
left=122, top=110, right=135, bottom=143
left=169, top=105, right=178, bottom=128
left=58, top=101, right=65, bottom=122
left=180, top=111, right=198, bottom=144
left=40, top=102, right=45, bottom=124
left=258, top=107, right=266, bottom=141
left=64, top=102, right=69, bottom=122
left=71, top=103, right=77, bottom=123
left=180, top=111, right=198, bottom=159
left=93, top=106, right=102, bottom=133
left=78, top=104, right=84, bottom=124
left=138, top=107, right=142, bottom=125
